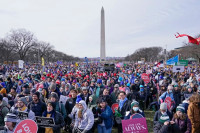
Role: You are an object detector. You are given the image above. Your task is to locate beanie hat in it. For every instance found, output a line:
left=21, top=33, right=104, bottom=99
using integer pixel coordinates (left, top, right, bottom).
left=4, top=113, right=19, bottom=123
left=159, top=114, right=170, bottom=124
left=61, top=78, right=65, bottom=82
left=97, top=79, right=102, bottom=84
left=139, top=85, right=144, bottom=88
left=126, top=83, right=130, bottom=87
left=18, top=97, right=28, bottom=105
left=99, top=97, right=107, bottom=103
left=114, top=84, right=119, bottom=88
left=33, top=91, right=40, bottom=98
left=160, top=103, right=167, bottom=110
left=76, top=95, right=82, bottom=103
left=176, top=105, right=185, bottom=113
left=19, top=79, right=23, bottom=84
left=31, top=88, right=36, bottom=94
left=81, top=87, right=88, bottom=90
left=1, top=82, right=6, bottom=88
left=131, top=100, right=139, bottom=109
left=23, top=89, right=30, bottom=95
left=50, top=92, right=58, bottom=100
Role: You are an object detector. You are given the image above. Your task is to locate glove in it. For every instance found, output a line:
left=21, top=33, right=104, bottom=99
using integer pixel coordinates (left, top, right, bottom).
left=82, top=130, right=88, bottom=133
left=96, top=108, right=102, bottom=114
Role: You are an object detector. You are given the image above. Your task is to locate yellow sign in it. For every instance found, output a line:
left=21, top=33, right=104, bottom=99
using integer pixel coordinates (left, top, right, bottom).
left=41, top=57, right=45, bottom=66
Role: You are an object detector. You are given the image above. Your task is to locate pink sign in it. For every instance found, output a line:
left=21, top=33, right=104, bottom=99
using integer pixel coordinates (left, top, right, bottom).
left=141, top=73, right=150, bottom=84
left=14, top=119, right=38, bottom=133
left=164, top=97, right=172, bottom=110
left=122, top=118, right=148, bottom=133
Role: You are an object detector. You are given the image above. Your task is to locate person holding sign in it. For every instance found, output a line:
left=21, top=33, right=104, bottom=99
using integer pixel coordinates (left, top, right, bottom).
left=0, top=113, right=19, bottom=133
left=10, top=97, right=35, bottom=120
left=124, top=100, right=145, bottom=120
left=42, top=101, right=65, bottom=133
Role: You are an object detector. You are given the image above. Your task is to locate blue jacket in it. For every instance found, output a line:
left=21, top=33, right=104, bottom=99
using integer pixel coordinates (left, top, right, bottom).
left=159, top=91, right=174, bottom=102
left=100, top=105, right=113, bottom=129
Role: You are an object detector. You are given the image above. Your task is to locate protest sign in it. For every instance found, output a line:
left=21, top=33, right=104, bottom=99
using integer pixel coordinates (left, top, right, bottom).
left=173, top=66, right=184, bottom=73
left=18, top=60, right=24, bottom=69
left=17, top=111, right=28, bottom=120
left=122, top=118, right=148, bottom=133
left=111, top=103, right=119, bottom=113
left=141, top=73, right=150, bottom=84
left=14, top=119, right=38, bottom=133
left=130, top=113, right=144, bottom=119
left=59, top=95, right=69, bottom=104
left=35, top=116, right=55, bottom=128
left=164, top=97, right=172, bottom=110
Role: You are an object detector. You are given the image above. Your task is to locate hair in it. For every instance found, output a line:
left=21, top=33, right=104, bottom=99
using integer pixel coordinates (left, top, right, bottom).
left=173, top=112, right=187, bottom=120
left=119, top=91, right=126, bottom=95
left=189, top=94, right=200, bottom=103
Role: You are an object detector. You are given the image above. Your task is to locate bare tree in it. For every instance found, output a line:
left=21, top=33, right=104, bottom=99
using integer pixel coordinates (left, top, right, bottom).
left=8, top=29, right=36, bottom=60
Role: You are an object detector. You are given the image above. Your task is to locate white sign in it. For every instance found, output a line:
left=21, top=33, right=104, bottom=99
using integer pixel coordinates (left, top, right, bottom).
left=59, top=95, right=69, bottom=104
left=18, top=60, right=24, bottom=69
left=173, top=66, right=184, bottom=73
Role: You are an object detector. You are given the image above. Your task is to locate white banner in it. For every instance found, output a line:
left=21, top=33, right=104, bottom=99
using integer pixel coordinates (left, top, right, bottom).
left=18, top=60, right=24, bottom=69
left=173, top=66, right=184, bottom=73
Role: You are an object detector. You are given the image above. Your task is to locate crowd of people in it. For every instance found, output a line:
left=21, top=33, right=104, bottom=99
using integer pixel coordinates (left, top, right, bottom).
left=0, top=62, right=199, bottom=133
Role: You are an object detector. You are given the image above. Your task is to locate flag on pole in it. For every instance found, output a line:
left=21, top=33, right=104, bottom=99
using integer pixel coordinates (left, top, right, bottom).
left=166, top=55, right=179, bottom=65
left=41, top=57, right=45, bottom=66
left=155, top=60, right=163, bottom=67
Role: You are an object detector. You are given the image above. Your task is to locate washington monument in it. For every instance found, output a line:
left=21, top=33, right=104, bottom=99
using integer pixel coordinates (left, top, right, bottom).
left=100, top=7, right=106, bottom=61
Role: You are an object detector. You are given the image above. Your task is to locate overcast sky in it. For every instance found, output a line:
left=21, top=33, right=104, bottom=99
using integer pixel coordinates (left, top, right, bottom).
left=0, top=0, right=200, bottom=58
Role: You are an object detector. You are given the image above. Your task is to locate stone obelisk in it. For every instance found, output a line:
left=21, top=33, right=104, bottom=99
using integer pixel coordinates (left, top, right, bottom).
left=100, top=7, right=106, bottom=61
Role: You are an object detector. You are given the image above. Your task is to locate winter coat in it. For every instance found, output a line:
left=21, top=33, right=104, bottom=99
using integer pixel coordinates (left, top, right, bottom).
left=173, top=90, right=182, bottom=107
left=117, top=99, right=131, bottom=118
left=74, top=101, right=94, bottom=131
left=0, top=100, right=9, bottom=126
left=159, top=91, right=174, bottom=102
left=99, top=105, right=113, bottom=129
left=65, top=97, right=76, bottom=115
left=172, top=115, right=191, bottom=133
left=127, top=90, right=139, bottom=101
left=80, top=93, right=91, bottom=105
left=153, top=110, right=173, bottom=125
left=187, top=102, right=200, bottom=133
left=42, top=111, right=65, bottom=133
left=10, top=106, right=35, bottom=121
left=55, top=101, right=67, bottom=119
left=153, top=121, right=180, bottom=133
left=27, top=100, right=47, bottom=116
left=183, top=91, right=193, bottom=101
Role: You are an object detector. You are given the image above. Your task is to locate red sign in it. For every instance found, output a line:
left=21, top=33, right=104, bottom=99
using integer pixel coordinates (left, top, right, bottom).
left=164, top=97, right=172, bottom=110
left=111, top=103, right=119, bottom=113
left=122, top=118, right=148, bottom=133
left=141, top=73, right=150, bottom=84
left=14, top=119, right=38, bottom=133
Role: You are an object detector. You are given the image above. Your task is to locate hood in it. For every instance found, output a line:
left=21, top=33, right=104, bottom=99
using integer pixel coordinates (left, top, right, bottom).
left=79, top=100, right=87, bottom=111
left=1, top=100, right=8, bottom=106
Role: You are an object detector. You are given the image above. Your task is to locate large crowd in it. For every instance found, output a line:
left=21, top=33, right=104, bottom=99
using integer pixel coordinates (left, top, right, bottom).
left=0, top=63, right=199, bottom=133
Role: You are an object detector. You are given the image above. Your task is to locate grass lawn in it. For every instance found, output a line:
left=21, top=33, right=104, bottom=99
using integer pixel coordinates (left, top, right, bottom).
left=62, top=110, right=155, bottom=133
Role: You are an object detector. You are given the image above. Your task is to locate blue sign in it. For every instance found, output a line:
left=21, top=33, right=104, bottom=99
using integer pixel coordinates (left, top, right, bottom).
left=166, top=55, right=179, bottom=65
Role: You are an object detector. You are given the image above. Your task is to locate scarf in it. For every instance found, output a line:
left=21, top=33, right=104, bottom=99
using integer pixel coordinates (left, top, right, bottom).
left=43, top=110, right=55, bottom=118
left=119, top=97, right=128, bottom=110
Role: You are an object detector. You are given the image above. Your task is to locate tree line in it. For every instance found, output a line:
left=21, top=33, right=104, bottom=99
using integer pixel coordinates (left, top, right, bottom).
left=0, top=29, right=79, bottom=64
left=125, top=41, right=200, bottom=63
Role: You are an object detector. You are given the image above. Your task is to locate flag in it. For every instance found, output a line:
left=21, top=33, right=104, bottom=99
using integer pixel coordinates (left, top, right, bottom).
left=175, top=32, right=200, bottom=45
left=41, top=57, right=45, bottom=66
left=166, top=55, right=179, bottom=65
left=155, top=60, right=163, bottom=67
